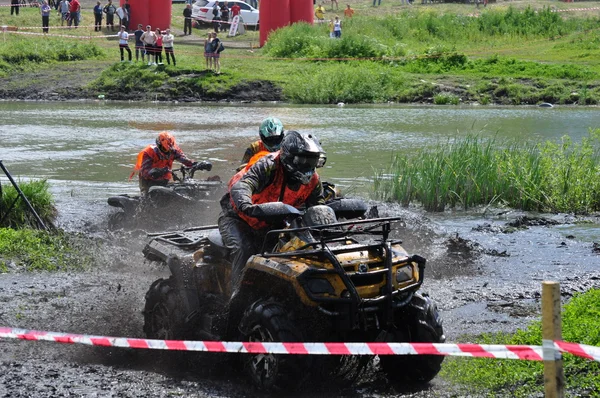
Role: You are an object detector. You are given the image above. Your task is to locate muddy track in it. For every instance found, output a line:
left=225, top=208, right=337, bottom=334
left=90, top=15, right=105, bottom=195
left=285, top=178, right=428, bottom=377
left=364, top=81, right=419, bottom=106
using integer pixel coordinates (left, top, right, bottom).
left=0, top=201, right=599, bottom=396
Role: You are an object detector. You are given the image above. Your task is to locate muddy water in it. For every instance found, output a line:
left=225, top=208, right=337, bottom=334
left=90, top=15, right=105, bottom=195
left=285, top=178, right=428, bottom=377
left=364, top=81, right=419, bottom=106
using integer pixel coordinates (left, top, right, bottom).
left=1, top=102, right=600, bottom=396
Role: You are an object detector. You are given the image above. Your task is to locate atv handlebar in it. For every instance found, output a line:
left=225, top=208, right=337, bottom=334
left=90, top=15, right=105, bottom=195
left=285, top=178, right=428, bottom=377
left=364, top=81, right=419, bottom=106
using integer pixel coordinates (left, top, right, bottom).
left=172, top=161, right=213, bottom=181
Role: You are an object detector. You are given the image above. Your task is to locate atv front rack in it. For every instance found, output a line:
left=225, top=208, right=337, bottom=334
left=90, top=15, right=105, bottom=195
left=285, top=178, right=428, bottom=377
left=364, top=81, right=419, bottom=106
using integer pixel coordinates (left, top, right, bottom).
left=261, top=217, right=425, bottom=327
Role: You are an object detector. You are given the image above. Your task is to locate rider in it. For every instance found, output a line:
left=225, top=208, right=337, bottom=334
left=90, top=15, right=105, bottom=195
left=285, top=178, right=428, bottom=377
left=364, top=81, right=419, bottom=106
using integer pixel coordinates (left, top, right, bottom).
left=132, top=131, right=212, bottom=194
left=238, top=116, right=285, bottom=171
left=219, top=131, right=326, bottom=288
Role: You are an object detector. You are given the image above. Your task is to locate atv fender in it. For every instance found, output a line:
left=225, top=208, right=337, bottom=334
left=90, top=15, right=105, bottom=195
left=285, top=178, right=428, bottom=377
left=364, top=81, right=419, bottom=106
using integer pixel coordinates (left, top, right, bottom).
left=107, top=195, right=138, bottom=214
left=166, top=254, right=201, bottom=324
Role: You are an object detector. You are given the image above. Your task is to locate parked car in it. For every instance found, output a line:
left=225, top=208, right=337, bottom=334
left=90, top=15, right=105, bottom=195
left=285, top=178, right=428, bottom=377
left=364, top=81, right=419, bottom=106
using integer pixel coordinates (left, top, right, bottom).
left=191, top=0, right=259, bottom=27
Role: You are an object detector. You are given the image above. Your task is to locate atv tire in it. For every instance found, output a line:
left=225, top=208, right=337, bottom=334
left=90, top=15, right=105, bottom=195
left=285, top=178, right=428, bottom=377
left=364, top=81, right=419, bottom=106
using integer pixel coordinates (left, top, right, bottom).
left=239, top=299, right=310, bottom=392
left=143, top=278, right=186, bottom=340
left=108, top=211, right=126, bottom=230
left=379, top=294, right=445, bottom=384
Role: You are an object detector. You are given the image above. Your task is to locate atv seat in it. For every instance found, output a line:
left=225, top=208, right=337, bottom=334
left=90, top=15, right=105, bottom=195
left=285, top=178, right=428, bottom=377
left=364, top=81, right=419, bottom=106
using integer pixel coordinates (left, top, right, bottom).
left=207, top=229, right=230, bottom=258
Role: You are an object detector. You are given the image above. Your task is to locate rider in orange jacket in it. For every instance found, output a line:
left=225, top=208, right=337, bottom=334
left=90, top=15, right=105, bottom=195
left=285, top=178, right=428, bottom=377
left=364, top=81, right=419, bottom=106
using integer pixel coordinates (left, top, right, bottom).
left=219, top=131, right=326, bottom=288
left=133, top=132, right=211, bottom=194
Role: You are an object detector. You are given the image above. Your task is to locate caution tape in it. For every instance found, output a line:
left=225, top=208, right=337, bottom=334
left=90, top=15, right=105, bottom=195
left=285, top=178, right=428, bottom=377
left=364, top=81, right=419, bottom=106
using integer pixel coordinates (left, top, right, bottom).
left=0, top=326, right=598, bottom=362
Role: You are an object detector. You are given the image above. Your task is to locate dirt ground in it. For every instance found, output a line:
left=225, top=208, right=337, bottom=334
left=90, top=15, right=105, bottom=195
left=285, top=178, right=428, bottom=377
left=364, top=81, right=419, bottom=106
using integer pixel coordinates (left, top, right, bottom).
left=1, top=198, right=599, bottom=396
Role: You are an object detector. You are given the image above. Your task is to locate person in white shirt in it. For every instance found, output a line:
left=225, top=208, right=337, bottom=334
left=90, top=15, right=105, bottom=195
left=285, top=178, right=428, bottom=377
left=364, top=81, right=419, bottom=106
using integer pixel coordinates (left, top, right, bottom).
left=163, top=29, right=176, bottom=66
left=118, top=25, right=132, bottom=62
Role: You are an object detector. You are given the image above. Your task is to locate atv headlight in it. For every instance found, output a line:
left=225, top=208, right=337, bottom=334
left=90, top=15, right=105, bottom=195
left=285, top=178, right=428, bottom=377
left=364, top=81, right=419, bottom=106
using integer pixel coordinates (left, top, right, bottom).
left=306, top=278, right=335, bottom=295
left=396, top=264, right=413, bottom=283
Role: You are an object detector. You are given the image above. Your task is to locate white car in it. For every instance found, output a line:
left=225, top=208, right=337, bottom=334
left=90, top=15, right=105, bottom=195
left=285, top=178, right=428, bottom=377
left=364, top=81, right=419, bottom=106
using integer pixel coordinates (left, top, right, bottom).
left=191, top=0, right=259, bottom=27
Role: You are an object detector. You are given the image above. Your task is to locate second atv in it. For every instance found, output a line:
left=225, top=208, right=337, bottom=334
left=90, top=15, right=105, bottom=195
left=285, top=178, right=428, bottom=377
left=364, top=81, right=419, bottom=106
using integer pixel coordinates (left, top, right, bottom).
left=142, top=200, right=445, bottom=391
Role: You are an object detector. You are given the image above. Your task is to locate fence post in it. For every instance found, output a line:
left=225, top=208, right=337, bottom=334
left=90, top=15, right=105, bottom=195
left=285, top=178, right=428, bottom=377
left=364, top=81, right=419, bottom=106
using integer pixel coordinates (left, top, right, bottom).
left=542, top=281, right=565, bottom=398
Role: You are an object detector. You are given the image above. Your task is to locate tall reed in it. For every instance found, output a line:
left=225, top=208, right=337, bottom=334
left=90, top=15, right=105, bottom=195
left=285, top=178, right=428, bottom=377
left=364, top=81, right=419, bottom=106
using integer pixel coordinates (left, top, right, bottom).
left=373, top=130, right=600, bottom=213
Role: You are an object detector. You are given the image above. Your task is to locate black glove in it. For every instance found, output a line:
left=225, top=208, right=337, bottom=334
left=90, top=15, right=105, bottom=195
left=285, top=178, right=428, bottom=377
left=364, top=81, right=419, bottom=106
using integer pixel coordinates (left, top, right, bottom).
left=149, top=167, right=168, bottom=179
left=193, top=160, right=212, bottom=172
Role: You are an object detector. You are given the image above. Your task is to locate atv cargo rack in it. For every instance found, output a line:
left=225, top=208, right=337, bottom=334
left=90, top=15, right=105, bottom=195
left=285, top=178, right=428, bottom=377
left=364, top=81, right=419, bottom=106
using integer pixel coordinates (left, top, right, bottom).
left=262, top=217, right=426, bottom=324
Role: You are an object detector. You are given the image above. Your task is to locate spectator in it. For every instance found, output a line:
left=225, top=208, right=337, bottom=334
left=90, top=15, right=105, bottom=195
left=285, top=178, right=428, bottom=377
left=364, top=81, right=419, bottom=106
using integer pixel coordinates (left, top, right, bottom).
left=204, top=32, right=213, bottom=71
left=10, top=0, right=19, bottom=16
left=328, top=18, right=334, bottom=38
left=315, top=2, right=325, bottom=21
left=230, top=1, right=241, bottom=19
left=93, top=1, right=103, bottom=32
left=140, top=25, right=156, bottom=65
left=103, top=0, right=117, bottom=32
left=134, top=24, right=144, bottom=62
left=154, top=28, right=163, bottom=65
left=163, top=29, right=176, bottom=66
left=183, top=4, right=193, bottom=35
left=372, top=0, right=381, bottom=6
left=40, top=0, right=51, bottom=33
left=68, top=0, right=80, bottom=28
left=211, top=32, right=221, bottom=74
left=212, top=3, right=221, bottom=34
left=333, top=15, right=341, bottom=38
left=118, top=25, right=132, bottom=62
left=58, top=0, right=70, bottom=26
left=343, top=4, right=353, bottom=18
left=220, top=3, right=229, bottom=33
left=123, top=0, right=131, bottom=30
left=330, top=0, right=338, bottom=11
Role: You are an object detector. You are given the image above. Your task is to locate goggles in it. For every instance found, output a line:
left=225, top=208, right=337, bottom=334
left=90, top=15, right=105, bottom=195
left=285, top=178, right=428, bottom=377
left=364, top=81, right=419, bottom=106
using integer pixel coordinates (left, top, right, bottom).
left=292, top=154, right=320, bottom=172
left=263, top=134, right=284, bottom=149
left=159, top=136, right=174, bottom=151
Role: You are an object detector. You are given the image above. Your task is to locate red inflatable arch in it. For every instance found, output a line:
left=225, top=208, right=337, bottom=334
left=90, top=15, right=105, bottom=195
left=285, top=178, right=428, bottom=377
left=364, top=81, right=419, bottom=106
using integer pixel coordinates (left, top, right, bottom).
left=123, top=0, right=171, bottom=31
left=260, top=0, right=314, bottom=46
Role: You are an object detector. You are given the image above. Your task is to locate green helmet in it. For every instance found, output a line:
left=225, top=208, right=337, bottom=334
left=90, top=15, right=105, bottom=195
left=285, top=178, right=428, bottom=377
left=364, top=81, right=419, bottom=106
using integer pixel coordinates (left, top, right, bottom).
left=259, top=117, right=285, bottom=151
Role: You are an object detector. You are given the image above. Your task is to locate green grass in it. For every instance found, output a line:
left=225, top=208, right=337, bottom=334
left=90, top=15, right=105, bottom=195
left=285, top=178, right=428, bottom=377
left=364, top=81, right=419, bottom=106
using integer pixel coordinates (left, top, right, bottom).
left=441, top=288, right=600, bottom=397
left=0, top=228, right=92, bottom=272
left=373, top=130, right=600, bottom=212
left=0, top=179, right=57, bottom=228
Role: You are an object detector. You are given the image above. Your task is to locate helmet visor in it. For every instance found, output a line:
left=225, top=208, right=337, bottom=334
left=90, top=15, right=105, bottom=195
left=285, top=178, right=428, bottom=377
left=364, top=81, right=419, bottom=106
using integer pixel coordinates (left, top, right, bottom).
left=292, top=154, right=320, bottom=172
left=159, top=135, right=173, bottom=152
left=262, top=134, right=284, bottom=150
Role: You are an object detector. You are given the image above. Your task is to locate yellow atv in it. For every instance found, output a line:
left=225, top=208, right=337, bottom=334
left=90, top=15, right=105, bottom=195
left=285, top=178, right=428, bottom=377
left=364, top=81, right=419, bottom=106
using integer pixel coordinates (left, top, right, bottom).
left=142, top=200, right=444, bottom=391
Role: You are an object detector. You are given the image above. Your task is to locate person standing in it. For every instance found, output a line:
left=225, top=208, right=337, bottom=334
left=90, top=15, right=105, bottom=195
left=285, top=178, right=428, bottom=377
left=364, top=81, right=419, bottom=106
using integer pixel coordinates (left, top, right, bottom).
left=40, top=1, right=51, bottom=33
left=212, top=3, right=221, bottom=34
left=211, top=32, right=221, bottom=74
left=140, top=25, right=156, bottom=65
left=333, top=15, right=341, bottom=38
left=315, top=2, right=325, bottom=21
left=103, top=0, right=117, bottom=32
left=343, top=4, right=353, bottom=18
left=163, top=29, right=176, bottom=66
left=220, top=3, right=229, bottom=33
left=134, top=24, right=145, bottom=62
left=204, top=32, right=213, bottom=71
left=68, top=0, right=80, bottom=28
left=10, top=0, right=19, bottom=16
left=230, top=1, right=240, bottom=19
left=372, top=0, right=381, bottom=6
left=123, top=0, right=131, bottom=30
left=59, top=0, right=70, bottom=26
left=330, top=0, right=338, bottom=11
left=183, top=4, right=193, bottom=35
left=118, top=25, right=132, bottom=62
left=93, top=1, right=103, bottom=32
left=154, top=28, right=163, bottom=65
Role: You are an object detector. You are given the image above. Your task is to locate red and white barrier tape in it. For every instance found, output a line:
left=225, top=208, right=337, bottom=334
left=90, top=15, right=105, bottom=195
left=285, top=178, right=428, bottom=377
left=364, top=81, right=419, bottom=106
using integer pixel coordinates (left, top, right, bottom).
left=0, top=326, right=597, bottom=362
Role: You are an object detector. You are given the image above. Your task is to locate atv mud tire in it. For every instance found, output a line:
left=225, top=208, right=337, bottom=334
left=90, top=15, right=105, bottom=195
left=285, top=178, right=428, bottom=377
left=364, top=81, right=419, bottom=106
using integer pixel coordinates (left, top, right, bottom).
left=239, top=299, right=310, bottom=392
left=143, top=278, right=186, bottom=340
left=379, top=294, right=445, bottom=384
left=107, top=211, right=126, bottom=230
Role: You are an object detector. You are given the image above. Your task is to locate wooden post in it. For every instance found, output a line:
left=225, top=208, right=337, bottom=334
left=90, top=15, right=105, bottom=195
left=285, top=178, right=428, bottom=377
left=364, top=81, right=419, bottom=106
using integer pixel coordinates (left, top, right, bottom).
left=542, top=281, right=565, bottom=398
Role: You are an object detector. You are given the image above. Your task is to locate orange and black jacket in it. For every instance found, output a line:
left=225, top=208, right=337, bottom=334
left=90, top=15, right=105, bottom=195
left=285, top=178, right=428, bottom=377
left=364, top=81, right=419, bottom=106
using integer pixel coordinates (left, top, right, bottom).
left=138, top=144, right=194, bottom=182
left=221, top=152, right=324, bottom=229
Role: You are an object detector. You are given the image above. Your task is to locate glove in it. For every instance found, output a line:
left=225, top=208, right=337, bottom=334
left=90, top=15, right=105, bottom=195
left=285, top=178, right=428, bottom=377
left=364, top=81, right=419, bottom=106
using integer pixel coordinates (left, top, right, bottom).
left=149, top=167, right=169, bottom=179
left=193, top=160, right=213, bottom=172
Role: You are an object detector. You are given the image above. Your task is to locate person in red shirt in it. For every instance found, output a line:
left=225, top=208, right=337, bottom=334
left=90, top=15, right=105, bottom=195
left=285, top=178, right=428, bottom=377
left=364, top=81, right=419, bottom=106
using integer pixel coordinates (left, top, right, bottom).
left=230, top=2, right=241, bottom=18
left=68, top=0, right=80, bottom=27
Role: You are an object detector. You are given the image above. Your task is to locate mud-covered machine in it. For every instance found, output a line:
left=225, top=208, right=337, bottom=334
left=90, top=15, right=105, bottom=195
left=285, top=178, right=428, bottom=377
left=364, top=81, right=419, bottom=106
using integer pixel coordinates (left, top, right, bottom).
left=142, top=200, right=445, bottom=391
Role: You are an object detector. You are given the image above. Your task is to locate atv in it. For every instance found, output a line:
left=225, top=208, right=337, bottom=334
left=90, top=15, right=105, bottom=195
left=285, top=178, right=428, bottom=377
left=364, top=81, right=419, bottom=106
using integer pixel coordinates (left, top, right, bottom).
left=142, top=200, right=445, bottom=391
left=107, top=164, right=222, bottom=230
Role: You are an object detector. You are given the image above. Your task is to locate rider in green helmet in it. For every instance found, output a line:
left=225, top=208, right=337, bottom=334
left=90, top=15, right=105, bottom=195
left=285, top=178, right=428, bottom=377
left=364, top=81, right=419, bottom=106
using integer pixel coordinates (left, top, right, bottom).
left=240, top=117, right=285, bottom=168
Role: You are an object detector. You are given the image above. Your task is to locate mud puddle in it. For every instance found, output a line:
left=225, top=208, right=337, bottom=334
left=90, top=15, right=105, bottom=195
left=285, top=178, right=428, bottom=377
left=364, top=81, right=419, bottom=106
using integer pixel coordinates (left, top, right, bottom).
left=1, top=199, right=599, bottom=397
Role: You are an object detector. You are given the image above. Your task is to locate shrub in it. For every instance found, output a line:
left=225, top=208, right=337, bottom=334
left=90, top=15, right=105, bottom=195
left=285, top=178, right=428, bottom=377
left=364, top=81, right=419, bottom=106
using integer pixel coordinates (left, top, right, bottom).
left=0, top=179, right=56, bottom=228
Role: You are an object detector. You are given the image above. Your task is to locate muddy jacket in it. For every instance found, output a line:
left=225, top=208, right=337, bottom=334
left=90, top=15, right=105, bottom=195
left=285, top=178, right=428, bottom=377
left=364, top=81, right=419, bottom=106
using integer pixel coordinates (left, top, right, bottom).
left=135, top=144, right=194, bottom=182
left=221, top=153, right=324, bottom=229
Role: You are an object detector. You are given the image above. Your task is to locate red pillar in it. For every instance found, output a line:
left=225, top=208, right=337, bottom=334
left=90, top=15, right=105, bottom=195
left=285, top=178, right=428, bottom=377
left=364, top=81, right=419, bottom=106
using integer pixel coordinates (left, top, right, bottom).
left=147, top=0, right=172, bottom=30
left=259, top=0, right=290, bottom=47
left=124, top=0, right=149, bottom=30
left=290, top=0, right=314, bottom=25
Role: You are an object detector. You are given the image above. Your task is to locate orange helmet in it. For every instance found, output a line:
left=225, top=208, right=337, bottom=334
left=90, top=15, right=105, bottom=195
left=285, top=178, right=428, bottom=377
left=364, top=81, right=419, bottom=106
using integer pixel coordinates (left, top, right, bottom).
left=156, top=132, right=175, bottom=153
